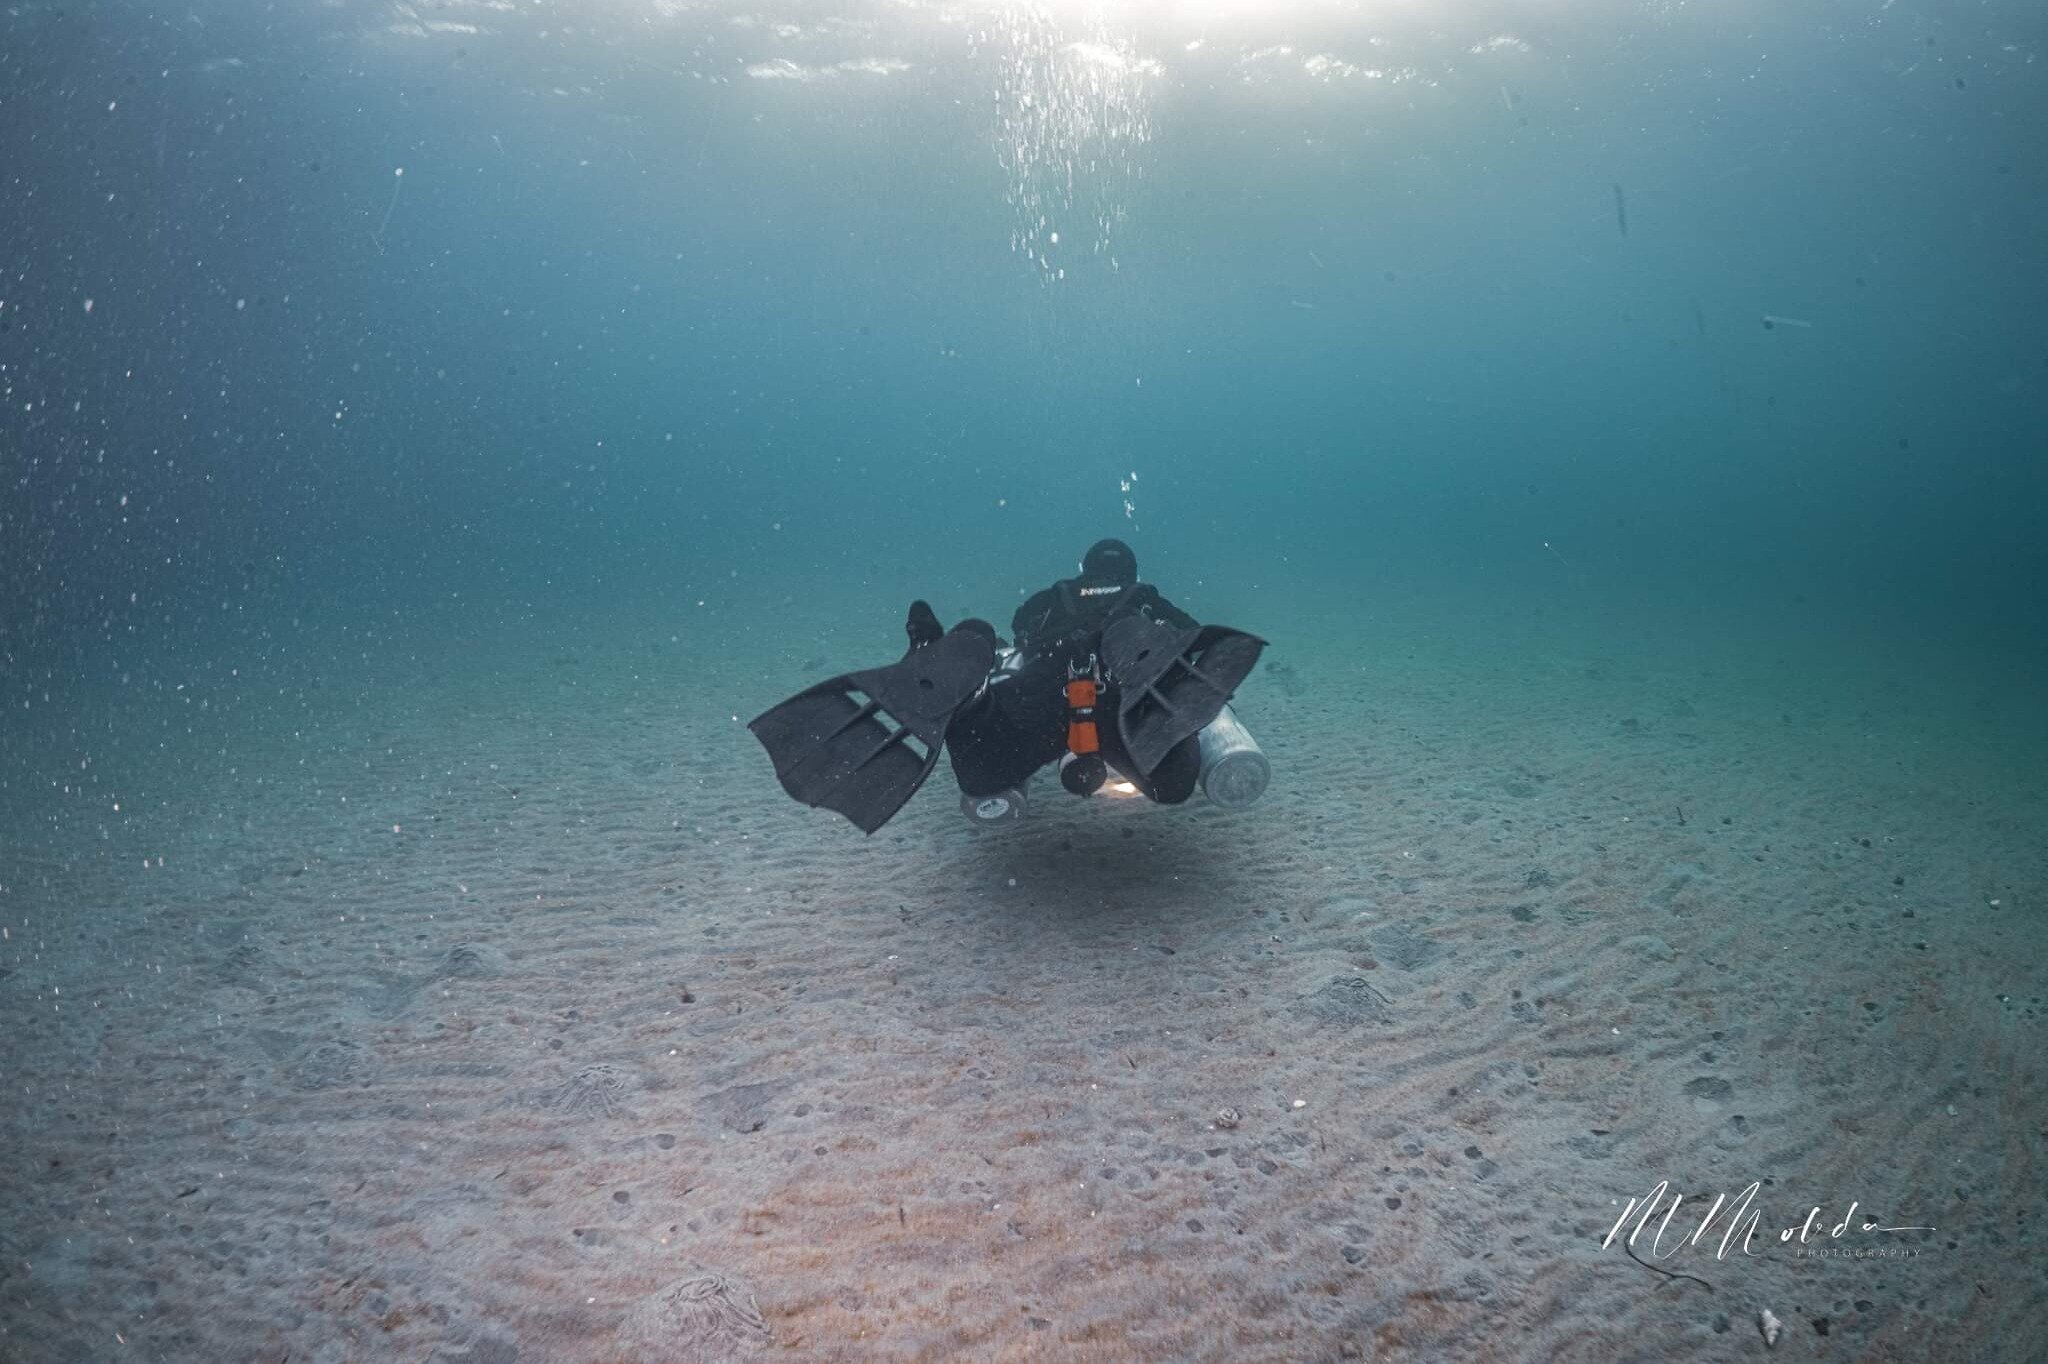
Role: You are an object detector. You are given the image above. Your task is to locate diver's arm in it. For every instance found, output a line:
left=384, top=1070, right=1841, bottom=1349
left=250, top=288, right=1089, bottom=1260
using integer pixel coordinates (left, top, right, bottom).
left=1010, top=587, right=1059, bottom=655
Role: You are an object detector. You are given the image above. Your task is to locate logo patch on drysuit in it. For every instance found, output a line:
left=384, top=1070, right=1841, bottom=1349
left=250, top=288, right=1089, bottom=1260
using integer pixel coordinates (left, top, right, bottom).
left=1077, top=584, right=1124, bottom=598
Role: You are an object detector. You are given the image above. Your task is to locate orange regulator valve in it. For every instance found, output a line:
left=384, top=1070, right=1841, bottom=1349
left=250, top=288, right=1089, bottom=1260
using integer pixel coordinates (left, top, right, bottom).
left=1064, top=677, right=1100, bottom=754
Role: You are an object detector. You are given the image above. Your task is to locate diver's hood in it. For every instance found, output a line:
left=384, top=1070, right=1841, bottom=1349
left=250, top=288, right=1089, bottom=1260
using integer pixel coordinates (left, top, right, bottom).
left=1080, top=537, right=1138, bottom=584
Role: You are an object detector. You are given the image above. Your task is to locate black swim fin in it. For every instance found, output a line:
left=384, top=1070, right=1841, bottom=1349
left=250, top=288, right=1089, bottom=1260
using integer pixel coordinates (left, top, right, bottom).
left=905, top=599, right=944, bottom=652
left=1101, top=616, right=1266, bottom=777
left=750, top=625, right=997, bottom=834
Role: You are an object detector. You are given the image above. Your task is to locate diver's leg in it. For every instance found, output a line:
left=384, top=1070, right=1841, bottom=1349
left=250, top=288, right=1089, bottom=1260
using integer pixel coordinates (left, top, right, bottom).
left=905, top=600, right=944, bottom=651
left=1144, top=734, right=1203, bottom=804
left=1105, top=731, right=1201, bottom=804
left=946, top=659, right=1066, bottom=798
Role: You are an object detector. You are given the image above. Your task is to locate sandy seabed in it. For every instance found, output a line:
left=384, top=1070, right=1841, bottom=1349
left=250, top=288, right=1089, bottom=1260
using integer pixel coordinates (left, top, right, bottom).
left=2, top=588, right=2044, bottom=1363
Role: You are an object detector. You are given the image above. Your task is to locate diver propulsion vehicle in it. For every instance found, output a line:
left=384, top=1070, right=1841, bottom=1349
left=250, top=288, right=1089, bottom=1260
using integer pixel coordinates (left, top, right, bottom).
left=750, top=610, right=1266, bottom=835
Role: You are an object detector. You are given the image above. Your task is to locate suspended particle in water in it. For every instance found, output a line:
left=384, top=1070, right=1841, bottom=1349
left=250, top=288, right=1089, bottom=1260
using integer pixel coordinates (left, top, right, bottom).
left=376, top=166, right=405, bottom=242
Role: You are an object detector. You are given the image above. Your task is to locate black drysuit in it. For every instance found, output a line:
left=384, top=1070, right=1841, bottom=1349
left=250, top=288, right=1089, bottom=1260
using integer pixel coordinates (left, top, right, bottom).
left=946, top=574, right=1203, bottom=802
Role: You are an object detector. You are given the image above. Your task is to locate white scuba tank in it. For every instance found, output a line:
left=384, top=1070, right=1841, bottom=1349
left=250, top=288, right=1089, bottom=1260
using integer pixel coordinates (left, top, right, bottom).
left=1197, top=705, right=1270, bottom=810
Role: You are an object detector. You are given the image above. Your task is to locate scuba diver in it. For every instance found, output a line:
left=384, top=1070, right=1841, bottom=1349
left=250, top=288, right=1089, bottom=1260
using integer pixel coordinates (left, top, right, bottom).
left=948, top=538, right=1207, bottom=814
left=750, top=538, right=1268, bottom=834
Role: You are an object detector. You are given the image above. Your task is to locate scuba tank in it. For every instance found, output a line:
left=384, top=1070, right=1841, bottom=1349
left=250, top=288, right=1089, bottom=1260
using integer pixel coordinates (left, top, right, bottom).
left=1196, top=705, right=1270, bottom=810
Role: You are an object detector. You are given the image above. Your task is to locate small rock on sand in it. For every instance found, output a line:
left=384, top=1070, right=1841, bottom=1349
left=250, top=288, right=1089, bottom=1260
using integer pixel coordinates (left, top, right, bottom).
left=1621, top=934, right=1677, bottom=963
